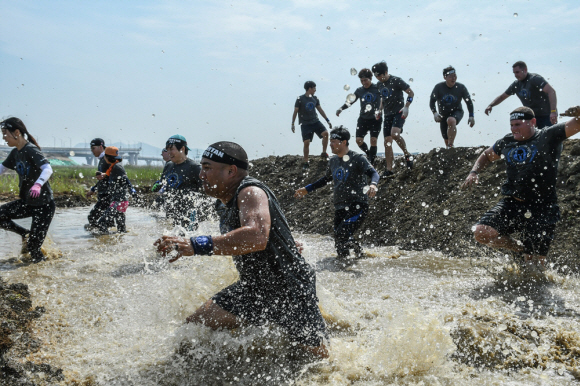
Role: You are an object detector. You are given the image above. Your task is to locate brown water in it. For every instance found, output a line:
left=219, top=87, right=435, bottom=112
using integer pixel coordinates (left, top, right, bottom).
left=1, top=207, right=579, bottom=385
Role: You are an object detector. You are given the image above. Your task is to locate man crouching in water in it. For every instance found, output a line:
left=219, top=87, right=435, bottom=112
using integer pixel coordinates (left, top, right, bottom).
left=155, top=141, right=329, bottom=358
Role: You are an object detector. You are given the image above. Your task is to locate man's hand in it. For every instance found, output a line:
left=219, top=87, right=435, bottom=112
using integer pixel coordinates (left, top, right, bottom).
left=485, top=105, right=493, bottom=116
left=367, top=184, right=378, bottom=198
left=468, top=117, right=475, bottom=127
left=154, top=235, right=195, bottom=262
left=327, top=121, right=332, bottom=129
left=560, top=106, right=580, bottom=118
left=295, top=240, right=304, bottom=254
left=336, top=109, right=342, bottom=117
left=433, top=112, right=442, bottom=122
left=95, top=173, right=106, bottom=181
left=550, top=111, right=558, bottom=125
left=291, top=123, right=295, bottom=133
left=87, top=190, right=95, bottom=197
left=294, top=188, right=308, bottom=199
left=400, top=106, right=409, bottom=119
left=461, top=172, right=479, bottom=190
left=375, top=110, right=382, bottom=121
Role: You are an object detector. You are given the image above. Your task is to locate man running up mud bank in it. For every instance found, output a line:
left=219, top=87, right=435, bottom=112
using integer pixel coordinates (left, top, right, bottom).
left=155, top=141, right=328, bottom=358
left=462, top=106, right=580, bottom=270
left=294, top=126, right=379, bottom=259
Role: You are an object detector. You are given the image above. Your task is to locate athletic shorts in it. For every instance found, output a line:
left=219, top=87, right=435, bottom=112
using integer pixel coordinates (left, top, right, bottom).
left=439, top=110, right=464, bottom=139
left=535, top=115, right=551, bottom=130
left=356, top=117, right=382, bottom=139
left=476, top=197, right=560, bottom=256
left=301, top=121, right=327, bottom=142
left=383, top=112, right=405, bottom=137
left=212, top=281, right=328, bottom=347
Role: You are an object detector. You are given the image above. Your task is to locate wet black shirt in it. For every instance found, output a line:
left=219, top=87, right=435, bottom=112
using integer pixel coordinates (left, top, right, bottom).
left=163, top=158, right=202, bottom=215
left=377, top=75, right=410, bottom=115
left=295, top=94, right=321, bottom=125
left=2, top=143, right=53, bottom=206
left=326, top=151, right=375, bottom=209
left=354, top=84, right=381, bottom=120
left=429, top=82, right=474, bottom=116
left=95, top=156, right=109, bottom=200
left=505, top=73, right=551, bottom=116
left=218, top=176, right=318, bottom=300
left=492, top=123, right=567, bottom=203
left=106, top=163, right=129, bottom=202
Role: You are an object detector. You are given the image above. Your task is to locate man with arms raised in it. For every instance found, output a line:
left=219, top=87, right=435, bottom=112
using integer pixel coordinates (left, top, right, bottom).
left=372, top=61, right=414, bottom=178
left=155, top=142, right=328, bottom=358
left=485, top=61, right=558, bottom=129
left=430, top=66, right=475, bottom=148
left=336, top=68, right=382, bottom=165
left=294, top=126, right=379, bottom=259
left=462, top=106, right=580, bottom=270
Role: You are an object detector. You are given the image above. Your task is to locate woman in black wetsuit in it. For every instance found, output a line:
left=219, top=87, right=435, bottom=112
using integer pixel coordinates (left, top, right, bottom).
left=0, top=117, right=55, bottom=263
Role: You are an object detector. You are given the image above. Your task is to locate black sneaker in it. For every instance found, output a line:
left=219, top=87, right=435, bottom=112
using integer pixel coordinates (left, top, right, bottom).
left=405, top=155, right=414, bottom=169
left=381, top=170, right=395, bottom=179
left=30, top=253, right=46, bottom=264
left=321, top=152, right=329, bottom=160
left=302, top=162, right=309, bottom=170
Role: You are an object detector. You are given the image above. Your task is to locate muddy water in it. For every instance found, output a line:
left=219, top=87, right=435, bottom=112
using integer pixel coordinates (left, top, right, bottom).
left=1, top=207, right=580, bottom=385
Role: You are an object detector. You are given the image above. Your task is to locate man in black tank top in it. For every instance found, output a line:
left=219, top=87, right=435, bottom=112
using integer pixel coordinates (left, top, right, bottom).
left=155, top=141, right=328, bottom=358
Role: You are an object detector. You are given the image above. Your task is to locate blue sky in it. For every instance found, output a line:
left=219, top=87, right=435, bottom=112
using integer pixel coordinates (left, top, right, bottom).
left=2, top=0, right=579, bottom=159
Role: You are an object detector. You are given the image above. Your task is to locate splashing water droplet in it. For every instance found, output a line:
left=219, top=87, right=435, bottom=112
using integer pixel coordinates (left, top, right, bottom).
left=524, top=210, right=532, bottom=218
left=326, top=26, right=331, bottom=31
left=365, top=229, right=371, bottom=235
left=422, top=202, right=426, bottom=207
left=439, top=19, right=442, bottom=22
left=513, top=13, right=518, bottom=17
left=350, top=68, right=357, bottom=76
left=79, top=172, right=84, bottom=178
left=343, top=155, right=350, bottom=162
left=439, top=170, right=444, bottom=174
left=346, top=93, right=356, bottom=103
left=365, top=104, right=372, bottom=112
left=362, top=186, right=370, bottom=194
left=443, top=209, right=449, bottom=216
left=472, top=93, right=475, bottom=96
left=69, top=151, right=75, bottom=157
left=409, top=78, right=414, bottom=82
left=344, top=84, right=350, bottom=91
left=152, top=114, right=155, bottom=117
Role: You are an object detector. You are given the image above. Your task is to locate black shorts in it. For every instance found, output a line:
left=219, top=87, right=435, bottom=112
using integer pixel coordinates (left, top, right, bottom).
left=301, top=121, right=327, bottom=142
left=383, top=112, right=405, bottom=137
left=355, top=117, right=382, bottom=139
left=439, top=110, right=464, bottom=139
left=476, top=197, right=560, bottom=256
left=212, top=281, right=328, bottom=346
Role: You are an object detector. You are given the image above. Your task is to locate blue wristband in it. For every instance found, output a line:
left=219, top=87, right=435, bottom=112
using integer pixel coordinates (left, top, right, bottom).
left=190, top=235, right=214, bottom=255
left=469, top=113, right=474, bottom=117
left=325, top=117, right=330, bottom=122
left=406, top=96, right=413, bottom=103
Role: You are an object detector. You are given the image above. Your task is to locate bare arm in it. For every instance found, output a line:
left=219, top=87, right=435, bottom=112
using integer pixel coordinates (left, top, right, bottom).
left=404, top=88, right=414, bottom=108
left=292, top=107, right=299, bottom=133
left=461, top=147, right=501, bottom=189
left=562, top=106, right=580, bottom=138
left=485, top=93, right=510, bottom=115
left=316, top=105, right=332, bottom=128
left=543, top=83, right=558, bottom=124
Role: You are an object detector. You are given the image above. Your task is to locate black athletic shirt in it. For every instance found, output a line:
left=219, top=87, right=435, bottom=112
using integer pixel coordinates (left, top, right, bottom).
left=295, top=94, right=321, bottom=125
left=2, top=143, right=53, bottom=206
left=107, top=163, right=129, bottom=202
left=354, top=84, right=381, bottom=120
left=505, top=73, right=551, bottom=116
left=96, top=156, right=109, bottom=200
left=163, top=158, right=202, bottom=193
left=429, top=82, right=474, bottom=116
left=218, top=176, right=318, bottom=300
left=377, top=75, right=410, bottom=115
left=492, top=122, right=567, bottom=204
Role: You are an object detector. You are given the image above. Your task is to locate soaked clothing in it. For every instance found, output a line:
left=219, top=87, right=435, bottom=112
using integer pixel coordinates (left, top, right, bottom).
left=212, top=176, right=327, bottom=346
left=477, top=198, right=559, bottom=256
left=2, top=143, right=53, bottom=206
left=301, top=121, right=327, bottom=142
left=162, top=158, right=202, bottom=229
left=295, top=94, right=321, bottom=125
left=505, top=73, right=551, bottom=117
left=94, top=155, right=110, bottom=200
left=334, top=203, right=369, bottom=258
left=429, top=82, right=474, bottom=117
left=88, top=155, right=112, bottom=228
left=95, top=163, right=130, bottom=232
left=356, top=117, right=382, bottom=139
left=354, top=84, right=381, bottom=120
left=492, top=123, right=566, bottom=204
left=439, top=110, right=464, bottom=140
left=377, top=75, right=410, bottom=115
left=383, top=112, right=405, bottom=136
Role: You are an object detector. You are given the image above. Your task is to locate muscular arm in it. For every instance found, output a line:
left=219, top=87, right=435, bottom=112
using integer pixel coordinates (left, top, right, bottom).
left=485, top=93, right=510, bottom=115
left=543, top=83, right=558, bottom=124
left=316, top=105, right=330, bottom=120
left=563, top=106, right=580, bottom=138
left=404, top=88, right=414, bottom=108
left=461, top=147, right=501, bottom=189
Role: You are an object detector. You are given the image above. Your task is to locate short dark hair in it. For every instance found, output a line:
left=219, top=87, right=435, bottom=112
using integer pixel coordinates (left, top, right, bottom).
left=304, top=81, right=316, bottom=91
left=371, top=62, right=388, bottom=76
left=512, top=61, right=527, bottom=70
left=443, top=66, right=455, bottom=76
left=358, top=68, right=372, bottom=79
left=511, top=106, right=535, bottom=116
left=330, top=125, right=351, bottom=145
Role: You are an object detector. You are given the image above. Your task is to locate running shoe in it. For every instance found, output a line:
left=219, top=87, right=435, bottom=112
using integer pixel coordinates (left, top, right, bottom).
left=302, top=162, right=309, bottom=170
left=321, top=152, right=329, bottom=160
left=406, top=155, right=414, bottom=169
left=381, top=170, right=395, bottom=179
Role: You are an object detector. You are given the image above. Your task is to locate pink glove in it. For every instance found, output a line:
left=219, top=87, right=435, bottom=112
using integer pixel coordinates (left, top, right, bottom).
left=29, top=183, right=42, bottom=198
left=110, top=201, right=129, bottom=213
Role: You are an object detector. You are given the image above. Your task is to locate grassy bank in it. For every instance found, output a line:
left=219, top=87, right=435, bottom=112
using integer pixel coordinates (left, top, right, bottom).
left=0, top=165, right=163, bottom=196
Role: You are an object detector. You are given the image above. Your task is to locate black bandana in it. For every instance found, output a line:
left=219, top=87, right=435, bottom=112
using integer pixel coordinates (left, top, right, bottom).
left=203, top=146, right=249, bottom=170
left=444, top=69, right=456, bottom=76
left=330, top=132, right=348, bottom=141
left=510, top=112, right=535, bottom=121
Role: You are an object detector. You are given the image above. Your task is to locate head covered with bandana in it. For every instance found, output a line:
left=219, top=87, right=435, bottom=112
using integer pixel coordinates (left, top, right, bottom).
left=202, top=141, right=249, bottom=170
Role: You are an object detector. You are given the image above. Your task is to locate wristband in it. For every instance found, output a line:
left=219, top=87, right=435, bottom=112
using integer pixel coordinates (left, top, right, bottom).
left=340, top=104, right=349, bottom=111
left=406, top=96, right=413, bottom=104
left=370, top=181, right=378, bottom=186
left=551, top=110, right=557, bottom=113
left=325, top=118, right=330, bottom=122
left=190, top=235, right=214, bottom=255
left=469, top=113, right=474, bottom=117
left=469, top=170, right=478, bottom=175
left=305, top=184, right=314, bottom=193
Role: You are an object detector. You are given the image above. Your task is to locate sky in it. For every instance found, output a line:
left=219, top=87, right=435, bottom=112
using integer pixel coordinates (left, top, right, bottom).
left=1, top=0, right=579, bottom=160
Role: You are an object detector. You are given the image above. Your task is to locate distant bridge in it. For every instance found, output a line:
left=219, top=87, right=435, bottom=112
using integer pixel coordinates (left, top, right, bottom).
left=0, top=146, right=163, bottom=166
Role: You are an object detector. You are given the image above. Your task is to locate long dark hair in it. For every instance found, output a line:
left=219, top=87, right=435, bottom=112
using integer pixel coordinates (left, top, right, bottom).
left=1, top=117, right=41, bottom=150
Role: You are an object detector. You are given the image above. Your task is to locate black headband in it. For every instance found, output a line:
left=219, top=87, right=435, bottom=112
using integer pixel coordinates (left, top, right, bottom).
left=203, top=146, right=248, bottom=170
left=330, top=132, right=348, bottom=141
left=444, top=69, right=456, bottom=76
left=510, top=112, right=535, bottom=121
